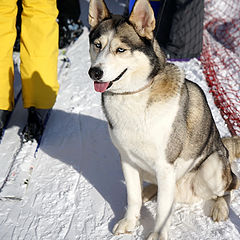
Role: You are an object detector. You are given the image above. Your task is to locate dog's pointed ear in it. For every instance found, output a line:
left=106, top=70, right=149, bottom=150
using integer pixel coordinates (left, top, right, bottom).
left=89, top=0, right=110, bottom=29
left=129, top=0, right=155, bottom=40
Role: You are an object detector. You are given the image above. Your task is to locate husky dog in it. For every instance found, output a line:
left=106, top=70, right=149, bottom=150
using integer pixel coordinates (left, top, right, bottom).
left=88, top=0, right=240, bottom=239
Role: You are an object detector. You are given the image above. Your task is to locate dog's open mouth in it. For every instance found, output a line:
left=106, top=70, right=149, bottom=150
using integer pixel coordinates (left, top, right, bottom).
left=94, top=68, right=127, bottom=93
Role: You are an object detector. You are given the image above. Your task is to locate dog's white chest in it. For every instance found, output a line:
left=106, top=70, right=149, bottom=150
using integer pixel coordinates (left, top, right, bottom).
left=103, top=93, right=179, bottom=173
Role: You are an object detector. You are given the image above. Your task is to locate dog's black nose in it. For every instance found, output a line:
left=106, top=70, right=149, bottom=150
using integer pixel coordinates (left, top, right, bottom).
left=88, top=67, right=103, bottom=80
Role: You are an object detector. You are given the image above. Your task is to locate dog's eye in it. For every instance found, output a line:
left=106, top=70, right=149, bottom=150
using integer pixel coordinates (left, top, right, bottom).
left=116, top=48, right=126, bottom=53
left=94, top=42, right=102, bottom=49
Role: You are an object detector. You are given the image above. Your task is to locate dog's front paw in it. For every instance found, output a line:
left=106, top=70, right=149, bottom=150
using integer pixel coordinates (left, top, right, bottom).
left=146, top=232, right=168, bottom=240
left=113, top=217, right=139, bottom=235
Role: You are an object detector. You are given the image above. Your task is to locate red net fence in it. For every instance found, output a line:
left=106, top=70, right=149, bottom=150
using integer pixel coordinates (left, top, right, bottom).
left=200, top=0, right=240, bottom=136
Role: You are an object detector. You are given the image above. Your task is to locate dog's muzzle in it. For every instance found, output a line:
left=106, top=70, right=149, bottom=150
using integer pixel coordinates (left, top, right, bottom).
left=88, top=67, right=128, bottom=93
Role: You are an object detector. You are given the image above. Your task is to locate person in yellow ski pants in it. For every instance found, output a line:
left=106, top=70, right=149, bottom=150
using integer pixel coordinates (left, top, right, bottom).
left=0, top=0, right=59, bottom=141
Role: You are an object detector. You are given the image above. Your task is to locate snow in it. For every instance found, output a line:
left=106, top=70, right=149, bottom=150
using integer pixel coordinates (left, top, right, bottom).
left=0, top=1, right=240, bottom=240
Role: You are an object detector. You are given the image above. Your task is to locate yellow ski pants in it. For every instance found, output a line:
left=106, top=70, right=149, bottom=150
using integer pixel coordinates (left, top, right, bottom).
left=0, top=0, right=59, bottom=111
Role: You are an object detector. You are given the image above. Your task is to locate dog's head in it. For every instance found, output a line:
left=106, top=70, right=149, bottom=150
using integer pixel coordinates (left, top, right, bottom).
left=88, top=0, right=165, bottom=94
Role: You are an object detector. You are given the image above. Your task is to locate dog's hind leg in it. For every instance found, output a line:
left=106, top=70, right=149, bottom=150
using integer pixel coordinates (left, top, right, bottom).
left=192, top=151, right=232, bottom=221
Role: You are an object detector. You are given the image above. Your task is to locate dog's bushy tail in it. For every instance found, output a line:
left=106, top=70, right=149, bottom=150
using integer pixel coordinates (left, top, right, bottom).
left=222, top=136, right=240, bottom=190
left=222, top=136, right=240, bottom=163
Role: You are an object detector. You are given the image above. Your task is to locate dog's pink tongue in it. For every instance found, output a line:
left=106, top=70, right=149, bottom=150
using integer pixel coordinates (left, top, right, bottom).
left=94, top=81, right=110, bottom=92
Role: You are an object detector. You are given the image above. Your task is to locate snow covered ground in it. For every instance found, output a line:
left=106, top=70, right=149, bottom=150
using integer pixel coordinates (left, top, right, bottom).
left=0, top=1, right=240, bottom=240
